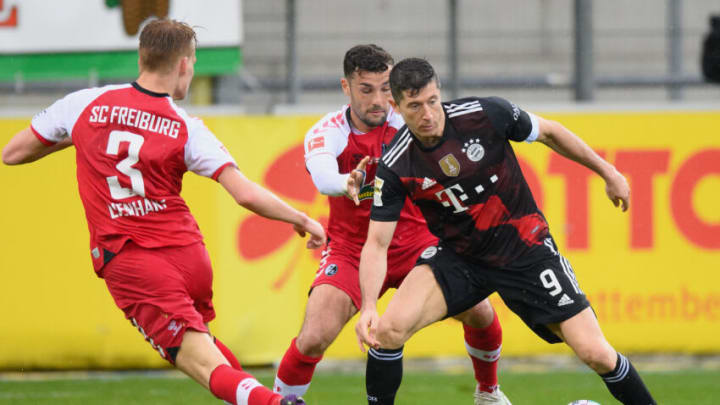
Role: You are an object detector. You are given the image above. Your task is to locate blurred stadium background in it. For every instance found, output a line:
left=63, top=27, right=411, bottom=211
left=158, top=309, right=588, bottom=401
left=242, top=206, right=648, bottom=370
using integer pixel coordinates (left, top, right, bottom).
left=1, top=0, right=719, bottom=403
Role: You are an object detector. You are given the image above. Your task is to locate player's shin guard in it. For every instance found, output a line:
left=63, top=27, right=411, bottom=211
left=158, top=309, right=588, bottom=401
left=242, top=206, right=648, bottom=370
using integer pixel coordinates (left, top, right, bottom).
left=366, top=346, right=403, bottom=405
left=210, top=364, right=281, bottom=405
left=215, top=337, right=243, bottom=370
left=274, top=337, right=322, bottom=396
left=463, top=311, right=502, bottom=393
left=600, top=353, right=656, bottom=405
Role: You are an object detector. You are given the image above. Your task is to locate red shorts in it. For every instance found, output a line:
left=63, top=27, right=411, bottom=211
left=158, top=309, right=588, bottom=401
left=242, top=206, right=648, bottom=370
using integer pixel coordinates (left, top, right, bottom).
left=311, top=231, right=438, bottom=310
left=101, top=241, right=215, bottom=363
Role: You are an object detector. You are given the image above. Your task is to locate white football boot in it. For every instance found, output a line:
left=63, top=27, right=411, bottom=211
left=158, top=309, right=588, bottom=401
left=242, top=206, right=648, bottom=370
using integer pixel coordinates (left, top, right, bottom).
left=473, top=385, right=512, bottom=405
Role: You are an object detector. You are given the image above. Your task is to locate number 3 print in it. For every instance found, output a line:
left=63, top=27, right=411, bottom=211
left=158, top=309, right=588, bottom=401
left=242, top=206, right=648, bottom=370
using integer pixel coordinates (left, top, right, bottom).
left=105, top=130, right=145, bottom=199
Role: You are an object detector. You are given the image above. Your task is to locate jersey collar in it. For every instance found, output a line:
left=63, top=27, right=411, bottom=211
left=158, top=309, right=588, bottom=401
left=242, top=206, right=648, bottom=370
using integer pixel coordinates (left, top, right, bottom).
left=132, top=81, right=171, bottom=98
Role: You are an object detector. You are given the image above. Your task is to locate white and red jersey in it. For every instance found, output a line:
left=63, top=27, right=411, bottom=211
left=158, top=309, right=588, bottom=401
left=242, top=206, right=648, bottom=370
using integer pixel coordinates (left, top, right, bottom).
left=304, top=105, right=429, bottom=248
left=31, top=82, right=237, bottom=273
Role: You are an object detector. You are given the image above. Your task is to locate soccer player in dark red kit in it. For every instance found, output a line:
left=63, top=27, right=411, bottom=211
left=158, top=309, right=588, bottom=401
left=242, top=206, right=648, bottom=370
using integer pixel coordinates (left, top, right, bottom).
left=273, top=45, right=510, bottom=405
left=355, top=58, right=657, bottom=405
left=2, top=19, right=323, bottom=405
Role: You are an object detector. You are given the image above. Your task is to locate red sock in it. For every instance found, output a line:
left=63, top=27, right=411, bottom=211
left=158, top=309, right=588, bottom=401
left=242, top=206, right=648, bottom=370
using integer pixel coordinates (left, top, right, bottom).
left=215, top=337, right=243, bottom=370
left=274, top=337, right=322, bottom=395
left=210, top=364, right=281, bottom=405
left=464, top=311, right=502, bottom=393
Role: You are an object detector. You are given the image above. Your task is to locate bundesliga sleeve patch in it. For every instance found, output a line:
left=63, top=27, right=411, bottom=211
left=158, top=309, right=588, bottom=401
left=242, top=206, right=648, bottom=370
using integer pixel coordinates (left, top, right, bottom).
left=308, top=136, right=325, bottom=151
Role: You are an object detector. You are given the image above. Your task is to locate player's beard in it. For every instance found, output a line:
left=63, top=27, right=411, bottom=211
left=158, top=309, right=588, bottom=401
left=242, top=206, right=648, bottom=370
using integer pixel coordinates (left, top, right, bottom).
left=357, top=106, right=388, bottom=129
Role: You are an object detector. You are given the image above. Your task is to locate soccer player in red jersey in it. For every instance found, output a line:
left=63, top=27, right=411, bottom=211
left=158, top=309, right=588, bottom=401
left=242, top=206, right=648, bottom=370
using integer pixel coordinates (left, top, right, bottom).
left=273, top=45, right=510, bottom=405
left=2, top=19, right=322, bottom=405
left=356, top=58, right=657, bottom=405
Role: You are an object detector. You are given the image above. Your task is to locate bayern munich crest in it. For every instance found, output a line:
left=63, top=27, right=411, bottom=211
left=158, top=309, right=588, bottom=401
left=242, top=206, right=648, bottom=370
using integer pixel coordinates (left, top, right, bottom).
left=462, top=139, right=484, bottom=162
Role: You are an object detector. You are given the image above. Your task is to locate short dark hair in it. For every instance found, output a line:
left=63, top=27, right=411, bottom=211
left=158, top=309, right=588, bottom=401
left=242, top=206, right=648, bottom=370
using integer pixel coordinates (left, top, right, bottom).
left=139, top=19, right=197, bottom=73
left=343, top=44, right=394, bottom=78
left=389, top=58, right=441, bottom=103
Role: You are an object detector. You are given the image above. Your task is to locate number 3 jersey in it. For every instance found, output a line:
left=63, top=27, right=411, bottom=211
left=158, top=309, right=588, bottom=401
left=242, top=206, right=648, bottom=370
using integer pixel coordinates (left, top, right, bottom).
left=31, top=82, right=237, bottom=273
left=371, top=96, right=554, bottom=269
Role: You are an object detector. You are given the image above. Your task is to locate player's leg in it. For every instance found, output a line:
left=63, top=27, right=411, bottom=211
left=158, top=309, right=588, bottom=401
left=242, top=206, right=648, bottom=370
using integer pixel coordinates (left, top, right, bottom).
left=548, top=308, right=656, bottom=405
left=374, top=264, right=447, bottom=348
left=367, top=264, right=447, bottom=405
left=177, top=329, right=303, bottom=405
left=364, top=237, right=437, bottom=405
left=374, top=246, right=492, bottom=405
left=453, top=300, right=510, bottom=405
left=102, top=243, right=302, bottom=405
left=491, top=236, right=655, bottom=405
left=214, top=335, right=243, bottom=370
left=274, top=255, right=358, bottom=397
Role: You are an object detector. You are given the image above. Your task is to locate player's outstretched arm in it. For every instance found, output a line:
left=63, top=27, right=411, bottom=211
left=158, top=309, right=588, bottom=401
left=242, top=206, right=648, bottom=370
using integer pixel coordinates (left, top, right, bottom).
left=2, top=127, right=73, bottom=166
left=535, top=116, right=630, bottom=212
left=306, top=154, right=370, bottom=206
left=355, top=219, right=396, bottom=352
left=218, top=166, right=326, bottom=249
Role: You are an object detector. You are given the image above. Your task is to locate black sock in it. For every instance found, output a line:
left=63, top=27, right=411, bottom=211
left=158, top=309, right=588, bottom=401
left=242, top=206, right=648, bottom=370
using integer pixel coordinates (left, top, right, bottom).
left=366, top=346, right=403, bottom=405
left=600, top=353, right=656, bottom=405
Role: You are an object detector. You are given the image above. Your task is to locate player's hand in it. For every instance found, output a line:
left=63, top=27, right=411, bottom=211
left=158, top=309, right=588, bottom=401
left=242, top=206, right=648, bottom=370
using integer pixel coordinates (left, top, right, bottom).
left=346, top=156, right=370, bottom=206
left=605, top=169, right=630, bottom=212
left=355, top=307, right=380, bottom=352
left=293, top=215, right=326, bottom=249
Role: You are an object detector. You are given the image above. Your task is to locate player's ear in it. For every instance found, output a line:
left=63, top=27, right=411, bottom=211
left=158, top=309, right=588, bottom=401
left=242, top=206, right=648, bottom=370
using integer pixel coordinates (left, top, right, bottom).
left=178, top=56, right=189, bottom=75
left=341, top=78, right=350, bottom=97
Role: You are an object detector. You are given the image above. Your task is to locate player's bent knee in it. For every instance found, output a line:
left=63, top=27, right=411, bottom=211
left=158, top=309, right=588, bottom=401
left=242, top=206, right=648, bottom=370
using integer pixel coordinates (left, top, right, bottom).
left=296, top=328, right=334, bottom=356
left=575, top=345, right=616, bottom=373
left=457, top=299, right=495, bottom=328
left=375, top=320, right=410, bottom=349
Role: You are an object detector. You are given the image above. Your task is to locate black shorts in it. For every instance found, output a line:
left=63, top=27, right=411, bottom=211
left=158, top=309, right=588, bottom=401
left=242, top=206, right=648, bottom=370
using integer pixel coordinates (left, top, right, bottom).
left=415, top=240, right=590, bottom=343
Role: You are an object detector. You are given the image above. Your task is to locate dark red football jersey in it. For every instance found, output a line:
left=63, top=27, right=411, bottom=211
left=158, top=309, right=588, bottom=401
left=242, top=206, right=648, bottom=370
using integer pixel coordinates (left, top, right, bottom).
left=372, top=96, right=554, bottom=268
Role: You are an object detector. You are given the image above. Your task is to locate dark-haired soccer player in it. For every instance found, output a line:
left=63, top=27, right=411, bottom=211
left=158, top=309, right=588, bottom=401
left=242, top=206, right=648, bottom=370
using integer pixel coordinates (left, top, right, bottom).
left=2, top=19, right=322, bottom=405
left=275, top=45, right=510, bottom=405
left=356, top=58, right=657, bottom=405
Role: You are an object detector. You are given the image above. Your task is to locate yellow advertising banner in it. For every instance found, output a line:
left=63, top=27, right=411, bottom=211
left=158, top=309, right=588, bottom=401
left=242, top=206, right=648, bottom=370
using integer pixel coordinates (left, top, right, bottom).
left=1, top=110, right=718, bottom=369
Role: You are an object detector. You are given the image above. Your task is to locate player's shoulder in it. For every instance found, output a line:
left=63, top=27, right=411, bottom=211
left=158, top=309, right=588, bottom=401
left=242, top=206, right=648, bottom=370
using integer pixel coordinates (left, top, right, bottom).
left=381, top=124, right=413, bottom=169
left=167, top=99, right=206, bottom=130
left=61, top=83, right=132, bottom=109
left=305, top=104, right=352, bottom=141
left=386, top=105, right=405, bottom=130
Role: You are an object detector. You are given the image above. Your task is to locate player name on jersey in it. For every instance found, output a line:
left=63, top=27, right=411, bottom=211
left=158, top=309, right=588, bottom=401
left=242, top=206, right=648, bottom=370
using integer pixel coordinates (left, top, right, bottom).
left=89, top=105, right=181, bottom=138
left=107, top=197, right=167, bottom=219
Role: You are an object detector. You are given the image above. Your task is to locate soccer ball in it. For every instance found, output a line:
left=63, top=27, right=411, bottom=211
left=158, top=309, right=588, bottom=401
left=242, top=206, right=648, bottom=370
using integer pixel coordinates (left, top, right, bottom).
left=568, top=401, right=601, bottom=405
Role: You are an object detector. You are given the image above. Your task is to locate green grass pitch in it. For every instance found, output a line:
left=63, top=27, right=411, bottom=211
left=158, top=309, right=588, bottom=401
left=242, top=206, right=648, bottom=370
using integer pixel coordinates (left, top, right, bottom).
left=1, top=369, right=717, bottom=404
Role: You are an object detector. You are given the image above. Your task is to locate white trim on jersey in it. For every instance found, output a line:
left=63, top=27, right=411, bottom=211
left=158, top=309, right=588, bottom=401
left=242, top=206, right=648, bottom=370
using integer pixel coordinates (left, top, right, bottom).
left=386, top=105, right=405, bottom=130
left=382, top=127, right=412, bottom=168
left=525, top=112, right=540, bottom=143
left=306, top=153, right=350, bottom=196
left=31, top=84, right=131, bottom=143
left=304, top=105, right=352, bottom=160
left=168, top=100, right=238, bottom=179
left=445, top=100, right=483, bottom=118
